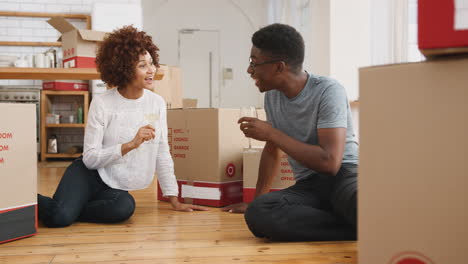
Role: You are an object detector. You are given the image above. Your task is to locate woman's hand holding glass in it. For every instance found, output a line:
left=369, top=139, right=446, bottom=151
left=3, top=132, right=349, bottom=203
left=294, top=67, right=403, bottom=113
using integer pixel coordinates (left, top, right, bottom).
left=132, top=124, right=155, bottom=148
left=142, top=114, right=158, bottom=144
left=121, top=124, right=155, bottom=156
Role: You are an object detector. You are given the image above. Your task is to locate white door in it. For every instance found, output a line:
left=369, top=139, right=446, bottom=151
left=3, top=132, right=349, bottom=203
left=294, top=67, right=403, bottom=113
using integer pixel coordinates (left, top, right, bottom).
left=179, top=29, right=220, bottom=108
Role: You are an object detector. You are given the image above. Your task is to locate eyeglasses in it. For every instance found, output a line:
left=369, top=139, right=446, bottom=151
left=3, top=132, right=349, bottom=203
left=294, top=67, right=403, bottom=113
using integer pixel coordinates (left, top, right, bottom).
left=248, top=57, right=283, bottom=69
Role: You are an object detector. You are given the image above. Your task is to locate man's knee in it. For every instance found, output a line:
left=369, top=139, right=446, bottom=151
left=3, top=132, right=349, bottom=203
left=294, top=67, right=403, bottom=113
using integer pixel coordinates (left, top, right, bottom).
left=332, top=175, right=357, bottom=226
left=244, top=192, right=285, bottom=239
left=245, top=193, right=277, bottom=223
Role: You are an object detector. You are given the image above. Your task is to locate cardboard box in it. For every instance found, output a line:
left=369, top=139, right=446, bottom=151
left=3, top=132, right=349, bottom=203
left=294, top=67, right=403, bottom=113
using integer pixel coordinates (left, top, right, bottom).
left=418, top=0, right=468, bottom=57
left=182, top=98, right=198, bottom=108
left=0, top=103, right=37, bottom=244
left=158, top=108, right=253, bottom=207
left=42, top=80, right=89, bottom=91
left=359, top=57, right=468, bottom=263
left=47, top=17, right=107, bottom=68
left=151, top=65, right=183, bottom=109
left=243, top=147, right=295, bottom=203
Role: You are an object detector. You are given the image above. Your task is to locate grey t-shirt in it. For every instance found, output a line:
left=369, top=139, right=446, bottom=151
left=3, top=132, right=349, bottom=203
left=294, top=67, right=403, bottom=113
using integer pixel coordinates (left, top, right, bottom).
left=264, top=73, right=359, bottom=181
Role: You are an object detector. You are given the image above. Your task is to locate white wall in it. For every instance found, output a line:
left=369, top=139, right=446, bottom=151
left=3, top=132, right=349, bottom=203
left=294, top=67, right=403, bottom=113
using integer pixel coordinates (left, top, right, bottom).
left=0, top=0, right=141, bottom=87
left=309, top=0, right=330, bottom=76
left=330, top=0, right=370, bottom=101
left=307, top=0, right=370, bottom=101
left=142, top=0, right=268, bottom=108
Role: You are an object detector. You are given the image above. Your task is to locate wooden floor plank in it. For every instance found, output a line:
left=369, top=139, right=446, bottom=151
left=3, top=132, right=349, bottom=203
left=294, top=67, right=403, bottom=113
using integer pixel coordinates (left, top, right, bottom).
left=50, top=243, right=356, bottom=263
left=57, top=252, right=357, bottom=264
left=0, top=238, right=355, bottom=257
left=0, top=255, right=55, bottom=264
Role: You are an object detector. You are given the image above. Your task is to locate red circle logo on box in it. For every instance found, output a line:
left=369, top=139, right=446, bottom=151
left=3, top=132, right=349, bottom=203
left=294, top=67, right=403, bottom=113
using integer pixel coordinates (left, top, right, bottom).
left=226, top=163, right=236, bottom=177
left=389, top=252, right=435, bottom=264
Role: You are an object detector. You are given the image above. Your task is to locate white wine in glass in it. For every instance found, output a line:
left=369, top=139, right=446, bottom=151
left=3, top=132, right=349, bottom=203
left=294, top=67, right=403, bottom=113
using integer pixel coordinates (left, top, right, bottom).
left=143, top=113, right=158, bottom=144
left=240, top=106, right=258, bottom=149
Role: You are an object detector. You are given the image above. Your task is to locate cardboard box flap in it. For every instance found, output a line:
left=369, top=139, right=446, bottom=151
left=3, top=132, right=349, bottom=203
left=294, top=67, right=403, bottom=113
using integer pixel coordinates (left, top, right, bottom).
left=47, top=17, right=76, bottom=34
left=77, top=29, right=107, bottom=42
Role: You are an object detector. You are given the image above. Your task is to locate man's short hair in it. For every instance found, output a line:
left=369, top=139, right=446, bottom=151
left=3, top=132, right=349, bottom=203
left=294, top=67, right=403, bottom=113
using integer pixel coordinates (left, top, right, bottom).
left=252, top=23, right=304, bottom=72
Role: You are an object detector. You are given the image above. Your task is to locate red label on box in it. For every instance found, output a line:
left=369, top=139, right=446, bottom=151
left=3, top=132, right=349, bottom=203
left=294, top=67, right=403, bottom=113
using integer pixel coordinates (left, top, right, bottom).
left=418, top=0, right=468, bottom=50
left=63, top=56, right=96, bottom=68
left=226, top=163, right=236, bottom=178
left=42, top=81, right=89, bottom=91
left=389, top=251, right=435, bottom=264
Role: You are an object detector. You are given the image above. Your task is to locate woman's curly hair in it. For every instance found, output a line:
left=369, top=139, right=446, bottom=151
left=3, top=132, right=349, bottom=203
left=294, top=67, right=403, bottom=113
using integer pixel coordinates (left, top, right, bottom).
left=95, top=25, right=159, bottom=88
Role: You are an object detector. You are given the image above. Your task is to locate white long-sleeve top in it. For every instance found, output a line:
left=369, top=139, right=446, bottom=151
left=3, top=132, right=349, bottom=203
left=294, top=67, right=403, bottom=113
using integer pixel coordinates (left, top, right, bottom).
left=82, top=88, right=178, bottom=196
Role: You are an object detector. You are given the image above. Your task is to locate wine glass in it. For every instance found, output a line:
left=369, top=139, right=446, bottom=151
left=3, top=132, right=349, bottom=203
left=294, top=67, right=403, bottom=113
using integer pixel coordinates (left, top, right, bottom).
left=143, top=113, right=158, bottom=144
left=240, top=106, right=258, bottom=149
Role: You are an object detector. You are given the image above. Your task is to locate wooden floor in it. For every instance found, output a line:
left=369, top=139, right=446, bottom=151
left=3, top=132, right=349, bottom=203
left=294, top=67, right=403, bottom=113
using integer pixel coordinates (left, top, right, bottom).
left=0, top=165, right=357, bottom=264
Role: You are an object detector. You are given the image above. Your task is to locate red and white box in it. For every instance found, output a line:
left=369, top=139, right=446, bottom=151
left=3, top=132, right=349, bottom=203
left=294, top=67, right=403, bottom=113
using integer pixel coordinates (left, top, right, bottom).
left=418, top=0, right=468, bottom=57
left=47, top=17, right=107, bottom=68
left=42, top=80, right=89, bottom=91
left=242, top=147, right=295, bottom=203
left=158, top=108, right=259, bottom=207
left=0, top=103, right=37, bottom=244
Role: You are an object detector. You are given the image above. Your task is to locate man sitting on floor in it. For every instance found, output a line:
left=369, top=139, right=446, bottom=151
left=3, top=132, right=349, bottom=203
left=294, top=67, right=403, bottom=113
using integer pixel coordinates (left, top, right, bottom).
left=222, top=23, right=359, bottom=241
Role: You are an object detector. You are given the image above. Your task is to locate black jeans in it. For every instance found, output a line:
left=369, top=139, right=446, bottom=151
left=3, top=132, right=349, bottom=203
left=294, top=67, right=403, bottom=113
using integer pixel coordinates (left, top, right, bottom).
left=244, top=164, right=357, bottom=241
left=37, top=158, right=135, bottom=227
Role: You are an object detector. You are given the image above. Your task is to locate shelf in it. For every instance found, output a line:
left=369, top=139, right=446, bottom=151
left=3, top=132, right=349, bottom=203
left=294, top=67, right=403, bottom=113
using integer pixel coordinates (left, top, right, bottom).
left=0, top=67, right=164, bottom=80
left=42, top=90, right=89, bottom=96
left=0, top=11, right=92, bottom=46
left=45, top=124, right=85, bottom=128
left=0, top=67, right=100, bottom=80
left=0, top=41, right=61, bottom=47
left=43, top=153, right=82, bottom=159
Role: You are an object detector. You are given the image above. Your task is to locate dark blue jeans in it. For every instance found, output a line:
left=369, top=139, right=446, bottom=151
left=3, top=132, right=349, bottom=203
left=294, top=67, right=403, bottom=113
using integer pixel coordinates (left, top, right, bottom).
left=244, top=164, right=357, bottom=241
left=38, top=158, right=135, bottom=227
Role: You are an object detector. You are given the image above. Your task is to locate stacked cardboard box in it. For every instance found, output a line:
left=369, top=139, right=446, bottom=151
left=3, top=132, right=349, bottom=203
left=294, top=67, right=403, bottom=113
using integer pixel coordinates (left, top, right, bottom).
left=157, top=108, right=249, bottom=207
left=359, top=57, right=468, bottom=263
left=418, top=0, right=468, bottom=57
left=151, top=65, right=183, bottom=109
left=0, top=104, right=37, bottom=244
left=47, top=17, right=107, bottom=68
left=242, top=147, right=295, bottom=203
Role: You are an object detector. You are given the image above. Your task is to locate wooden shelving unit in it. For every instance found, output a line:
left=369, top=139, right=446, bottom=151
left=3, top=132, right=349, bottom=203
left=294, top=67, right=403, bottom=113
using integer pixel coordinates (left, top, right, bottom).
left=0, top=11, right=92, bottom=47
left=40, top=90, right=89, bottom=161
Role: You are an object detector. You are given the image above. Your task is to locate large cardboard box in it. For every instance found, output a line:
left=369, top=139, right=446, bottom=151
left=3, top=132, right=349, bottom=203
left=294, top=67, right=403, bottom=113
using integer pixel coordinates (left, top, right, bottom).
left=359, top=57, right=468, bottom=263
left=152, top=65, right=183, bottom=109
left=0, top=104, right=37, bottom=244
left=418, top=0, right=468, bottom=57
left=243, top=147, right=295, bottom=203
left=47, top=17, right=107, bottom=68
left=158, top=108, right=251, bottom=207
